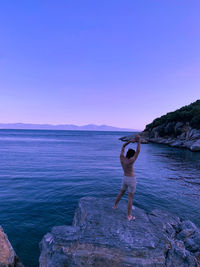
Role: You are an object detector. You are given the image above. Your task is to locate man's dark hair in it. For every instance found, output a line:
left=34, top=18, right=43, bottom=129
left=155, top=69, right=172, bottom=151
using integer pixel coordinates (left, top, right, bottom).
left=126, top=148, right=135, bottom=159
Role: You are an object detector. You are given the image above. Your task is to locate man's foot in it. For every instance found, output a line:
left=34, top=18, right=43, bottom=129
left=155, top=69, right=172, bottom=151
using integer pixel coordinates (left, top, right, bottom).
left=127, top=215, right=135, bottom=221
left=113, top=205, right=117, bottom=209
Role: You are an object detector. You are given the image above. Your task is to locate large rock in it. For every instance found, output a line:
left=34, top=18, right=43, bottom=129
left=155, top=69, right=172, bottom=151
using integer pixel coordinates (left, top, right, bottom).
left=0, top=226, right=24, bottom=267
left=164, top=122, right=176, bottom=135
left=174, top=122, right=184, bottom=136
left=187, top=129, right=200, bottom=140
left=39, top=197, right=200, bottom=267
left=190, top=140, right=200, bottom=152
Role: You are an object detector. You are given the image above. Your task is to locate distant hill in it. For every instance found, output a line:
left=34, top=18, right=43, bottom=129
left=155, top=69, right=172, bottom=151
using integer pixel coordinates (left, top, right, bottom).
left=0, top=123, right=138, bottom=132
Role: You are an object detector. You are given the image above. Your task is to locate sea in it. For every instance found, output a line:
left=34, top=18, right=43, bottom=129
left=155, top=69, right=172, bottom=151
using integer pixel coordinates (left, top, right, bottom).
left=0, top=129, right=200, bottom=267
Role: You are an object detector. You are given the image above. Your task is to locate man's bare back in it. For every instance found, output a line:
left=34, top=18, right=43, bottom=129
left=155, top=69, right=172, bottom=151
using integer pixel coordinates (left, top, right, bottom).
left=120, top=136, right=141, bottom=177
left=120, top=157, right=135, bottom=177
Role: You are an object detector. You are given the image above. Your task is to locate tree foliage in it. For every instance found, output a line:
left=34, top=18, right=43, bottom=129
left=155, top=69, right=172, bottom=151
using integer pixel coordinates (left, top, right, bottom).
left=145, top=100, right=200, bottom=131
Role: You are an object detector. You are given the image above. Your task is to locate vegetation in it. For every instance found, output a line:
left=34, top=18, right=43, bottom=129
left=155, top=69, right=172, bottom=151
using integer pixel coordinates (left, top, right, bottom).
left=145, top=100, right=200, bottom=131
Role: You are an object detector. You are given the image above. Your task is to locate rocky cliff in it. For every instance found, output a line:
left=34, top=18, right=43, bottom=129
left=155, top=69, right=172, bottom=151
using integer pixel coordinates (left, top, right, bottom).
left=120, top=122, right=200, bottom=151
left=142, top=122, right=200, bottom=151
left=39, top=197, right=200, bottom=267
left=120, top=100, right=200, bottom=151
left=0, top=226, right=24, bottom=267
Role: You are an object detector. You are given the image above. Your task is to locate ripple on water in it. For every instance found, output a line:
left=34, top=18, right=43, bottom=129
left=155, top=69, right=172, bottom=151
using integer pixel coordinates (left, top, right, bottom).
left=0, top=130, right=200, bottom=267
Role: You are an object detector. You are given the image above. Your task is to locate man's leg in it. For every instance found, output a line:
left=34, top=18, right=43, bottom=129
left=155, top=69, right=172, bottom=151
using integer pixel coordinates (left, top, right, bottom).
left=113, top=189, right=126, bottom=209
left=127, top=192, right=135, bottom=220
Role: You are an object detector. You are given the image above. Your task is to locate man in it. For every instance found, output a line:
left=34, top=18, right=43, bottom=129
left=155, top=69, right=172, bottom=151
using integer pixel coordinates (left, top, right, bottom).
left=113, top=135, right=141, bottom=221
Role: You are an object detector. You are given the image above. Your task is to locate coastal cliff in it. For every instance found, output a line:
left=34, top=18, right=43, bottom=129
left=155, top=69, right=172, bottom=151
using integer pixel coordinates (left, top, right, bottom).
left=120, top=100, right=200, bottom=151
left=39, top=197, right=200, bottom=267
left=0, top=226, right=24, bottom=267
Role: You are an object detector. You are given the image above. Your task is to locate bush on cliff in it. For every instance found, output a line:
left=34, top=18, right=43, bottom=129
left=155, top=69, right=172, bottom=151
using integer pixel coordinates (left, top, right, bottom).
left=145, top=100, right=200, bottom=131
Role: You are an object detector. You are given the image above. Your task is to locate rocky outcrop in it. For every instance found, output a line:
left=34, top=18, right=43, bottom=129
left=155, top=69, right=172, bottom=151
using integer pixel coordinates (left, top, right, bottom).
left=120, top=122, right=200, bottom=151
left=39, top=197, right=200, bottom=267
left=0, top=226, right=24, bottom=267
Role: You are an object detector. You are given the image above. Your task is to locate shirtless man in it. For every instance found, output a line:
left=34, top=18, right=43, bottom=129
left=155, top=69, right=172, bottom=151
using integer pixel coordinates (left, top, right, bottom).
left=113, top=135, right=141, bottom=221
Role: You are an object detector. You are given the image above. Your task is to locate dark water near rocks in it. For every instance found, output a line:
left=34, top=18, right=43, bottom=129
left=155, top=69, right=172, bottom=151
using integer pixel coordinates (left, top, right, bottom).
left=0, top=129, right=200, bottom=267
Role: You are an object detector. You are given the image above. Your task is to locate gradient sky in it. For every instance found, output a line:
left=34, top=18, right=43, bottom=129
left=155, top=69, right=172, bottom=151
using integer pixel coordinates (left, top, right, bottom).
left=0, top=1, right=200, bottom=130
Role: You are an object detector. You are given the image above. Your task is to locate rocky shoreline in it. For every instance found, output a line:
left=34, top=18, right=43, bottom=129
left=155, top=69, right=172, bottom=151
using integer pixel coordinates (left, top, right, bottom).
left=1, top=197, right=200, bottom=266
left=120, top=122, right=200, bottom=152
left=39, top=197, right=200, bottom=267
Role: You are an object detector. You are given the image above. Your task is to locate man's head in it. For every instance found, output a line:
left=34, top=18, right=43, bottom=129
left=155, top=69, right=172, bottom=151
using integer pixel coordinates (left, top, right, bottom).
left=126, top=148, right=135, bottom=159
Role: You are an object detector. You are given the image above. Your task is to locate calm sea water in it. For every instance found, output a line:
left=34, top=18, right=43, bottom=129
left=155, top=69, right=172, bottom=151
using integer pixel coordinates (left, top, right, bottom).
left=0, top=129, right=200, bottom=267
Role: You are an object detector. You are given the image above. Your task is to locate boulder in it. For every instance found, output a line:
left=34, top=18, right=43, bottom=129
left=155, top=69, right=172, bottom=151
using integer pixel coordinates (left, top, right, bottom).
left=185, top=126, right=193, bottom=140
left=39, top=197, right=200, bottom=267
left=164, top=122, right=175, bottom=135
left=188, top=129, right=200, bottom=140
left=178, top=132, right=186, bottom=140
left=174, top=122, right=184, bottom=136
left=0, top=226, right=24, bottom=267
left=190, top=140, right=200, bottom=152
left=170, top=140, right=183, bottom=148
left=150, top=124, right=165, bottom=138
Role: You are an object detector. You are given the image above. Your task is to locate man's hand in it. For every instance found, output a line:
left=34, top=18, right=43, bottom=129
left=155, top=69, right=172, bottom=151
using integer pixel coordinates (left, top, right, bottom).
left=128, top=135, right=141, bottom=163
left=121, top=140, right=130, bottom=158
left=123, top=140, right=131, bottom=147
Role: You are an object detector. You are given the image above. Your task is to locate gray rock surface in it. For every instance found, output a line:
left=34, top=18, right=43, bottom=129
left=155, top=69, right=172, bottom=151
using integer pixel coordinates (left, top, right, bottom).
left=39, top=197, right=200, bottom=267
left=120, top=123, right=200, bottom=152
left=0, top=226, right=24, bottom=267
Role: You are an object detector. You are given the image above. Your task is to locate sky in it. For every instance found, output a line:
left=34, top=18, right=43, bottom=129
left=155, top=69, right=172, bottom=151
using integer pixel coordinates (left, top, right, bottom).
left=0, top=0, right=200, bottom=130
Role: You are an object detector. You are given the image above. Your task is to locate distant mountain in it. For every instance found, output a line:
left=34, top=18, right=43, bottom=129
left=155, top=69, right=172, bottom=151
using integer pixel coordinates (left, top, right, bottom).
left=0, top=123, right=138, bottom=132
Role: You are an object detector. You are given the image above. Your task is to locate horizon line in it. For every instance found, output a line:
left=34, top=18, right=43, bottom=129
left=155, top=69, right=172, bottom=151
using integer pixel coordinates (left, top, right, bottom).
left=0, top=122, right=143, bottom=132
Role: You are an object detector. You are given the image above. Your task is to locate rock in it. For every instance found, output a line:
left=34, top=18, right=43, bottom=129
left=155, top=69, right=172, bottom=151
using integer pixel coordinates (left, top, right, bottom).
left=179, top=132, right=186, bottom=140
left=119, top=134, right=135, bottom=142
left=190, top=140, right=200, bottom=152
left=185, top=126, right=193, bottom=139
left=150, top=124, right=165, bottom=138
left=0, top=226, right=24, bottom=267
left=164, top=122, right=176, bottom=135
left=120, top=123, right=200, bottom=152
left=39, top=197, right=200, bottom=267
left=174, top=122, right=184, bottom=136
left=151, top=126, right=159, bottom=138
left=139, top=131, right=150, bottom=143
left=170, top=140, right=183, bottom=148
left=119, top=134, right=149, bottom=144
left=187, top=129, right=200, bottom=140
left=166, top=240, right=197, bottom=267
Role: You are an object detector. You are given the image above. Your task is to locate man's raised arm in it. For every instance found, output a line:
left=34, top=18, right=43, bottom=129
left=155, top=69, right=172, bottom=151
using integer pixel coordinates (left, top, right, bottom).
left=131, top=135, right=141, bottom=162
left=120, top=137, right=136, bottom=159
left=120, top=140, right=131, bottom=158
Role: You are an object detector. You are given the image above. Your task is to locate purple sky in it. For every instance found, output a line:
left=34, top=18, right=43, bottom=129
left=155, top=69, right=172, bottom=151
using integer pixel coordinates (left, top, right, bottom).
left=0, top=1, right=200, bottom=130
